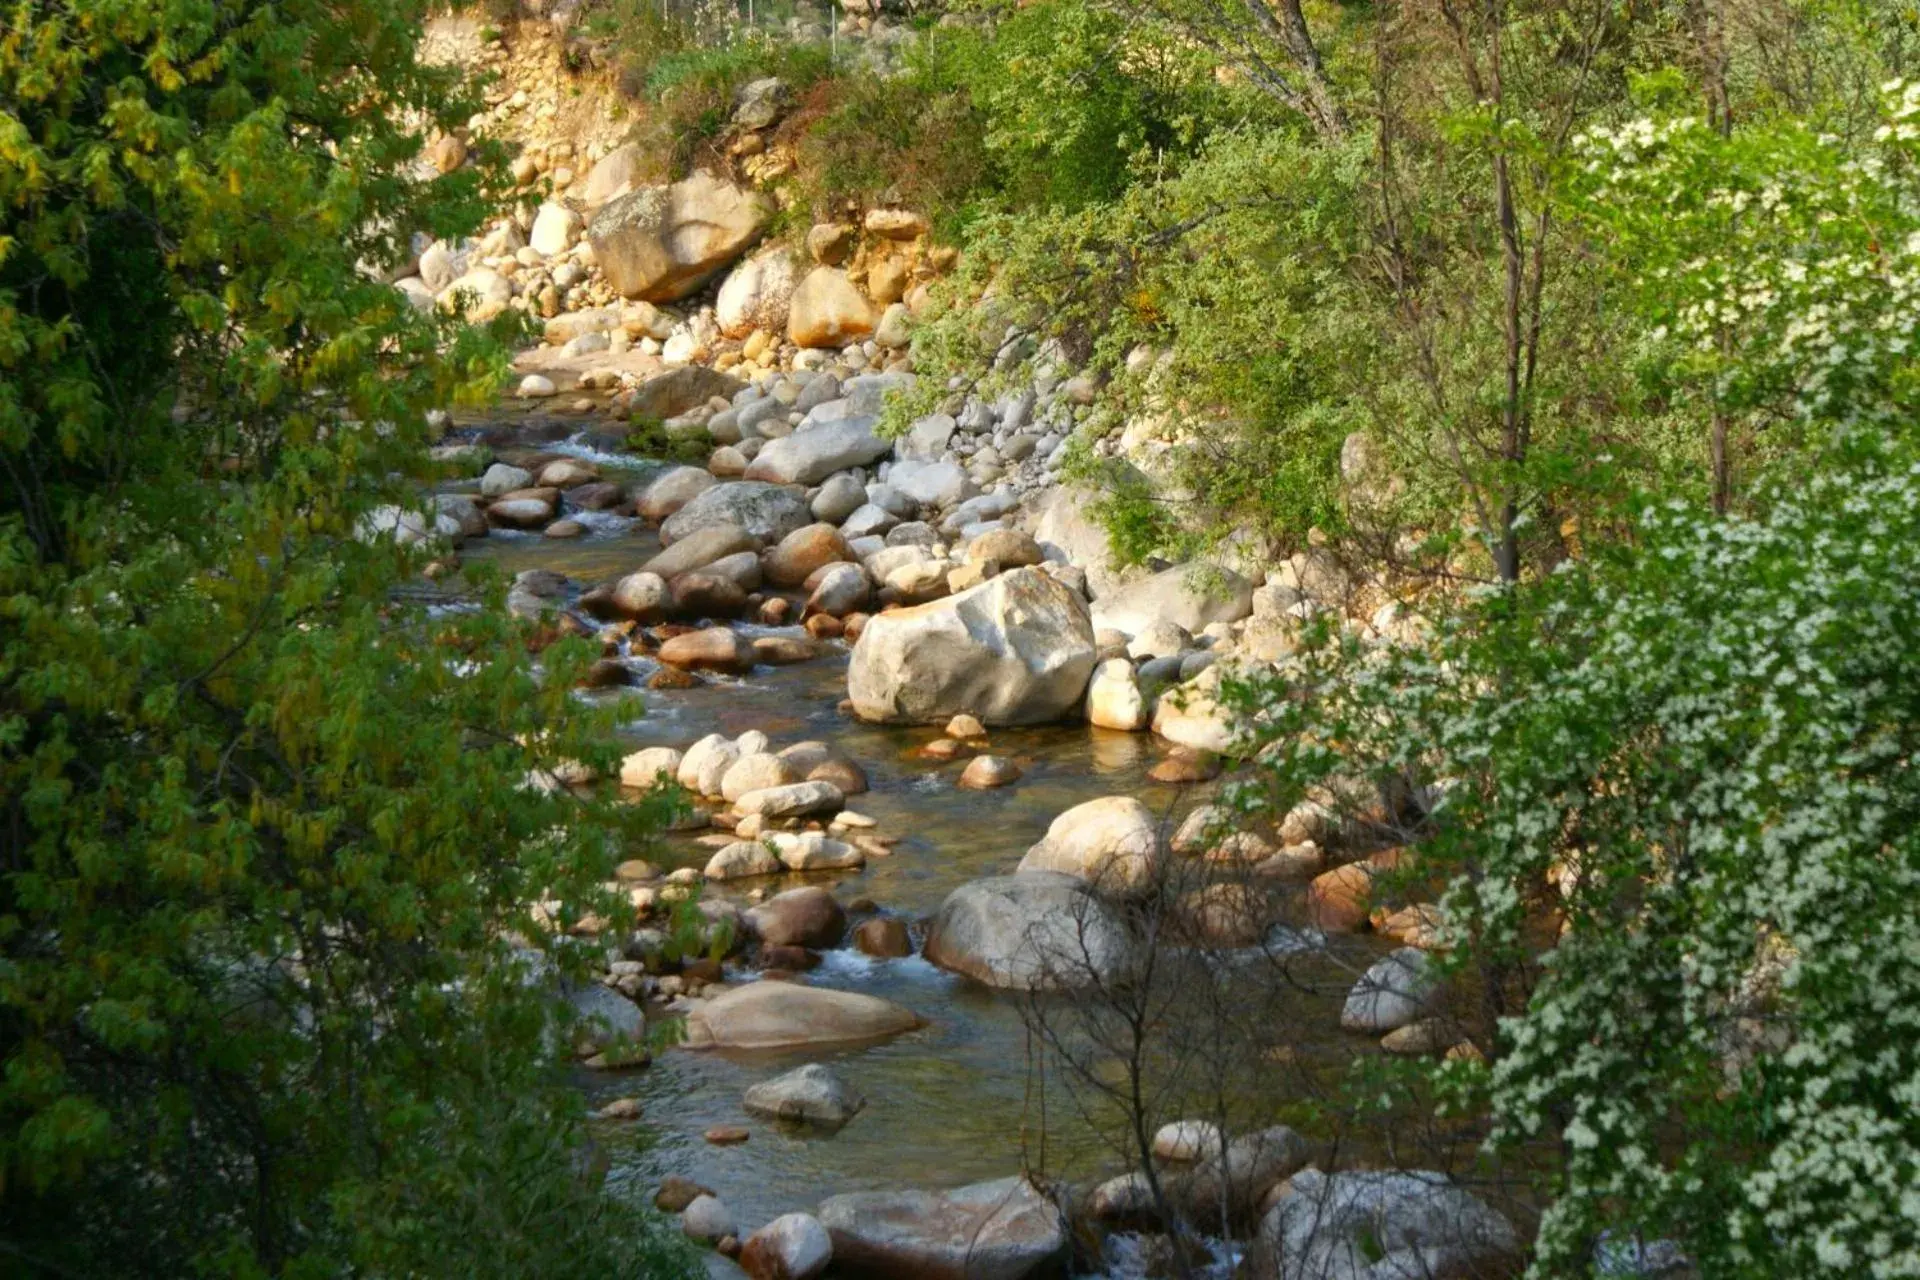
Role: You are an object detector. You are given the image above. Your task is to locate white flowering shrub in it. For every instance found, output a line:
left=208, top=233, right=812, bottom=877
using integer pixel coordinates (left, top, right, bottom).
left=1569, top=83, right=1920, bottom=433
left=1240, top=442, right=1920, bottom=1274
left=1229, top=86, right=1920, bottom=1276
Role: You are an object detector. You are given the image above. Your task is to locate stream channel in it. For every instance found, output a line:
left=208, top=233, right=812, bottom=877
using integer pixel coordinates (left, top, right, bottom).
left=445, top=423, right=1386, bottom=1264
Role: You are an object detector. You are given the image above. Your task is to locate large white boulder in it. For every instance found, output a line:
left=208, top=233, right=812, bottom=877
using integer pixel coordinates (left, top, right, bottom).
left=1257, top=1169, right=1520, bottom=1280
left=1030, top=480, right=1143, bottom=600
left=1015, top=796, right=1164, bottom=898
left=619, top=746, right=683, bottom=788
left=922, top=873, right=1133, bottom=991
left=847, top=568, right=1096, bottom=726
left=438, top=267, right=512, bottom=322
left=745, top=418, right=892, bottom=486
left=1086, top=658, right=1148, bottom=731
left=1151, top=664, right=1244, bottom=755
left=587, top=172, right=771, bottom=302
left=1090, top=563, right=1256, bottom=635
left=529, top=201, right=581, bottom=257
left=716, top=246, right=800, bottom=337
left=660, top=481, right=812, bottom=546
left=678, top=733, right=742, bottom=796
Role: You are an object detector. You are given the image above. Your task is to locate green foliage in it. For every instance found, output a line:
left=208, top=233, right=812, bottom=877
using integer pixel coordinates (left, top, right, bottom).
left=1223, top=80, right=1920, bottom=1279
left=1243, top=437, right=1920, bottom=1276
left=903, top=124, right=1370, bottom=559
left=626, top=412, right=718, bottom=464
left=941, top=0, right=1229, bottom=209
left=788, top=51, right=996, bottom=234
left=592, top=0, right=832, bottom=177
left=0, top=1, right=693, bottom=1273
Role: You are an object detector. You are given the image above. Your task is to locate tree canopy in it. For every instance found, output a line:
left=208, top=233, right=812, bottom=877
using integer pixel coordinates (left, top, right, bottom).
left=1, top=3, right=691, bottom=1273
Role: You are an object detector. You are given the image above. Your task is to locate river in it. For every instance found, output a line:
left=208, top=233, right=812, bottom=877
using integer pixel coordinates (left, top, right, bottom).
left=447, top=425, right=1397, bottom=1267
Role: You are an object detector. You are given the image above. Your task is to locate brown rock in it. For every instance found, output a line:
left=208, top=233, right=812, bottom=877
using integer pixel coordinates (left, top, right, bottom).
left=957, top=755, right=1022, bottom=790
left=704, top=1125, right=751, bottom=1146
left=806, top=222, right=855, bottom=266
left=946, top=561, right=992, bottom=594
left=746, top=886, right=846, bottom=949
left=753, top=635, right=818, bottom=665
left=808, top=758, right=868, bottom=795
left=630, top=365, right=746, bottom=420
left=760, top=943, right=821, bottom=971
left=582, top=658, right=634, bottom=689
left=1149, top=748, right=1222, bottom=784
left=853, top=917, right=912, bottom=958
left=658, top=627, right=753, bottom=673
left=1306, top=862, right=1374, bottom=932
left=427, top=132, right=468, bottom=174
left=759, top=596, right=795, bottom=625
left=649, top=666, right=702, bottom=690
left=805, top=613, right=844, bottom=639
left=866, top=254, right=909, bottom=306
left=655, top=1175, right=714, bottom=1213
left=788, top=267, right=877, bottom=348
left=1255, top=843, right=1326, bottom=881
left=967, top=528, right=1044, bottom=568
left=570, top=480, right=629, bottom=511
left=1374, top=902, right=1446, bottom=949
left=672, top=572, right=750, bottom=619
left=766, top=523, right=852, bottom=588
left=1381, top=1017, right=1454, bottom=1056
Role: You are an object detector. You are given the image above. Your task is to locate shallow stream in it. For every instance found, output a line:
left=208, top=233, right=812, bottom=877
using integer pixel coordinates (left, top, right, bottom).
left=451, top=430, right=1383, bottom=1248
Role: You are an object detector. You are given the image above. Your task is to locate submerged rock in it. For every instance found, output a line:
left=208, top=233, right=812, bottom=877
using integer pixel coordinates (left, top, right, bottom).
left=682, top=981, right=922, bottom=1051
left=816, top=1176, right=1068, bottom=1280
left=743, top=1063, right=865, bottom=1127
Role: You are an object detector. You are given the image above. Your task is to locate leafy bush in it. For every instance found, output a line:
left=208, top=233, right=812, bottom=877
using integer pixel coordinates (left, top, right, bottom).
left=0, top=1, right=695, bottom=1273
left=592, top=0, right=833, bottom=177
left=1228, top=84, right=1920, bottom=1276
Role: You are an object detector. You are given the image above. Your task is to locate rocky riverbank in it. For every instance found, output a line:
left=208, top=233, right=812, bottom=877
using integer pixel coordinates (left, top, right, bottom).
left=379, top=13, right=1524, bottom=1277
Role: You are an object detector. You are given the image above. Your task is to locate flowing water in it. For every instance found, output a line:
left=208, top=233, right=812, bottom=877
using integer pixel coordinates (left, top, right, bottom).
left=449, top=428, right=1388, bottom=1247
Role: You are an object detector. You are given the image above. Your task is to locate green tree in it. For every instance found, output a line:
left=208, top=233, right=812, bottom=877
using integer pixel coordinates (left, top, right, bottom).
left=1232, top=83, right=1920, bottom=1275
left=0, top=2, right=693, bottom=1274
